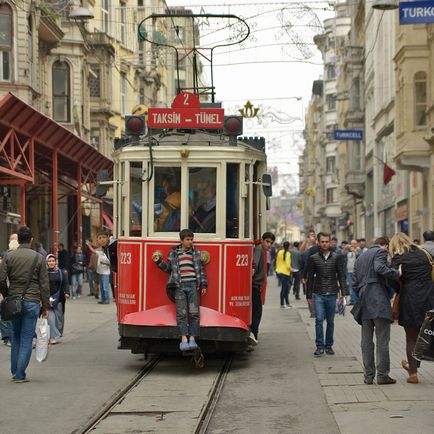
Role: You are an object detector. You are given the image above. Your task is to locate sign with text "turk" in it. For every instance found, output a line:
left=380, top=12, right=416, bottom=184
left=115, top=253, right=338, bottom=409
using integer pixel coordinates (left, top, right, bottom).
left=400, top=1, right=434, bottom=25
left=333, top=130, right=363, bottom=141
left=147, top=92, right=224, bottom=129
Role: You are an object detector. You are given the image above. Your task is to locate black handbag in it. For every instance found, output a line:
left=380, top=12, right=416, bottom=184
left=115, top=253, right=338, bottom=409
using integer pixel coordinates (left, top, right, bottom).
left=350, top=299, right=363, bottom=325
left=0, top=255, right=39, bottom=321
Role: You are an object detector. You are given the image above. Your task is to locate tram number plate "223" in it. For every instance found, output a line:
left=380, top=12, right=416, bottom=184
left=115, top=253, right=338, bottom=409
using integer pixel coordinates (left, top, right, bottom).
left=235, top=254, right=249, bottom=267
left=120, top=252, right=132, bottom=265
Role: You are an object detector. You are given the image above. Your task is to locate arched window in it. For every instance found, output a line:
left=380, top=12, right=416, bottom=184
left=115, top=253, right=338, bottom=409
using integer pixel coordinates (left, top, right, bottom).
left=414, top=71, right=427, bottom=128
left=0, top=3, right=13, bottom=81
left=52, top=61, right=70, bottom=122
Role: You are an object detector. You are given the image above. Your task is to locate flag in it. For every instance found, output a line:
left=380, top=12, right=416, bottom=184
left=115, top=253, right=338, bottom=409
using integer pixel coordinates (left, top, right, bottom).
left=383, top=163, right=396, bottom=185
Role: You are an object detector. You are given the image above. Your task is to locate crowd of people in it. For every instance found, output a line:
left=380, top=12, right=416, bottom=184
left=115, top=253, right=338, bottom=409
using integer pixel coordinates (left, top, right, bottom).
left=0, top=226, right=117, bottom=383
left=269, top=229, right=434, bottom=385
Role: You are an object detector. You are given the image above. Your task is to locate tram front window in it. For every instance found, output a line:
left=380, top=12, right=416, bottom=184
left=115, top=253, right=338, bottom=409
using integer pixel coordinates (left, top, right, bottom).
left=153, top=167, right=181, bottom=232
left=189, top=168, right=216, bottom=233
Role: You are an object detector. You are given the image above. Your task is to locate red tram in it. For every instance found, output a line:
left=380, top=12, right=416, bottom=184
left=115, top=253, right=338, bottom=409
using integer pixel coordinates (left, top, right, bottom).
left=111, top=95, right=271, bottom=355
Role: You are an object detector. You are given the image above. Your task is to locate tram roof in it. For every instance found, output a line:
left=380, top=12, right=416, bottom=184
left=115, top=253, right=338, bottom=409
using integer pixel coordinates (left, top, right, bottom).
left=116, top=130, right=266, bottom=154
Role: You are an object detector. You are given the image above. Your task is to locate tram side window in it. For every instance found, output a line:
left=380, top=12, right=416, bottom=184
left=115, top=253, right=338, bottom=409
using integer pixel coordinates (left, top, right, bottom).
left=244, top=165, right=251, bottom=238
left=189, top=168, right=216, bottom=233
left=153, top=167, right=181, bottom=232
left=130, top=162, right=143, bottom=236
left=226, top=163, right=239, bottom=238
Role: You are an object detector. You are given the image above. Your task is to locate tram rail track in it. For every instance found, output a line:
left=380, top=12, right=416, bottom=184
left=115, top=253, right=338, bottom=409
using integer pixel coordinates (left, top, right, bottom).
left=75, top=354, right=232, bottom=434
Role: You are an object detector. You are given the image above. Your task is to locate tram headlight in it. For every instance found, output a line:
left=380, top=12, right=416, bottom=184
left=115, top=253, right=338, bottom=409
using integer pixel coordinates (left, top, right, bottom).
left=125, top=115, right=147, bottom=136
left=200, top=250, right=211, bottom=265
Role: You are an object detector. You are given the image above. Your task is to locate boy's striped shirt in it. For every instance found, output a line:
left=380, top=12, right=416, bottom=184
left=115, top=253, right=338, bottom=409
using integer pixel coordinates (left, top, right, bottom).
left=177, top=248, right=196, bottom=281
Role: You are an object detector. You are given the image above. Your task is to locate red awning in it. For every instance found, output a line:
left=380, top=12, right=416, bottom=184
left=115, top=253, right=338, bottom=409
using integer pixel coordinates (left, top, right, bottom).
left=0, top=92, right=112, bottom=177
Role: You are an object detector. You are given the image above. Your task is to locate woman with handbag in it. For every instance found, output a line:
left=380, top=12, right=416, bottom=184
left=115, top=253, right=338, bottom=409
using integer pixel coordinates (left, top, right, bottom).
left=70, top=244, right=85, bottom=300
left=389, top=232, right=434, bottom=384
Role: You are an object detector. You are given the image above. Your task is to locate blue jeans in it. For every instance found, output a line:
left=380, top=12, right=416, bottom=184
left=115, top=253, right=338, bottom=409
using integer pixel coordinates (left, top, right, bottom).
left=347, top=272, right=358, bottom=304
left=99, top=274, right=110, bottom=302
left=0, top=317, right=11, bottom=340
left=175, top=281, right=200, bottom=337
left=313, top=294, right=336, bottom=349
left=87, top=269, right=95, bottom=294
left=11, top=301, right=40, bottom=380
left=279, top=274, right=290, bottom=306
left=71, top=273, right=83, bottom=297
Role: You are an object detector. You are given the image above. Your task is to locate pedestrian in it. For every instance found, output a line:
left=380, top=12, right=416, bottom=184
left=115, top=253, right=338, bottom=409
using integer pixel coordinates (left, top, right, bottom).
left=301, top=231, right=319, bottom=317
left=389, top=232, right=434, bottom=384
left=70, top=244, right=85, bottom=299
left=250, top=231, right=276, bottom=345
left=306, top=232, right=348, bottom=356
left=352, top=237, right=401, bottom=385
left=0, top=233, right=18, bottom=347
left=57, top=243, right=70, bottom=295
left=46, top=254, right=68, bottom=344
left=421, top=230, right=434, bottom=258
left=0, top=225, right=50, bottom=383
left=330, top=236, right=341, bottom=253
left=86, top=229, right=111, bottom=304
left=152, top=229, right=208, bottom=351
left=84, top=238, right=96, bottom=296
left=290, top=241, right=302, bottom=300
left=346, top=239, right=360, bottom=305
left=275, top=241, right=292, bottom=308
left=358, top=238, right=368, bottom=252
left=33, top=241, right=47, bottom=258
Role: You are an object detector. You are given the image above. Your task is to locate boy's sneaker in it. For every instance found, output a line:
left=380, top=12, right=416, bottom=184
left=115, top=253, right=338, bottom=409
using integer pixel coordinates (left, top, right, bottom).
left=247, top=332, right=258, bottom=346
left=314, top=348, right=324, bottom=357
left=179, top=342, right=190, bottom=351
left=188, top=340, right=198, bottom=350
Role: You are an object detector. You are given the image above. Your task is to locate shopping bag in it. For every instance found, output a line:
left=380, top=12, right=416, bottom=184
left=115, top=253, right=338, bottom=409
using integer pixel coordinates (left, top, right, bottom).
left=412, top=310, right=434, bottom=362
left=35, top=318, right=50, bottom=363
left=337, top=297, right=346, bottom=316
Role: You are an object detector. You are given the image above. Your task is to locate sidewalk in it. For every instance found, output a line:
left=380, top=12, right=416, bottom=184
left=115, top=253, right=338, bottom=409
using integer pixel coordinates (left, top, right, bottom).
left=294, top=285, right=434, bottom=434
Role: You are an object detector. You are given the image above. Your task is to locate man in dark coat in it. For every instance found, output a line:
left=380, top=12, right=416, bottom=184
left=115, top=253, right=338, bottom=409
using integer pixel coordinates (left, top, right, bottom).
left=352, top=237, right=401, bottom=385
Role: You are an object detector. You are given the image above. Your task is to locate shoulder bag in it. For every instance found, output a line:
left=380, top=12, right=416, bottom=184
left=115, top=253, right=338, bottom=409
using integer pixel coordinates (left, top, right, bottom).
left=420, top=248, right=434, bottom=281
left=0, top=255, right=39, bottom=321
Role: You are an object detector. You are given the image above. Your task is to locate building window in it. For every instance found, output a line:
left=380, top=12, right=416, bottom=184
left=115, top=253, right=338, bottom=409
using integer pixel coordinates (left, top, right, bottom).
left=326, top=64, right=335, bottom=80
left=326, top=94, right=336, bottom=111
left=27, top=15, right=33, bottom=85
left=352, top=78, right=361, bottom=111
left=102, top=0, right=109, bottom=34
left=89, top=64, right=100, bottom=97
left=120, top=72, right=127, bottom=114
left=326, top=156, right=336, bottom=173
left=52, top=61, right=70, bottom=122
left=414, top=71, right=427, bottom=127
left=120, top=2, right=126, bottom=45
left=0, top=4, right=12, bottom=81
left=326, top=187, right=337, bottom=204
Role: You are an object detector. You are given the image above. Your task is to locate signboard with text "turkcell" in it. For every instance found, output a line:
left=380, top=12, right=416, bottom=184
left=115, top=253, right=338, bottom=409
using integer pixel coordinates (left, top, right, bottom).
left=333, top=130, right=363, bottom=141
left=400, top=1, right=434, bottom=25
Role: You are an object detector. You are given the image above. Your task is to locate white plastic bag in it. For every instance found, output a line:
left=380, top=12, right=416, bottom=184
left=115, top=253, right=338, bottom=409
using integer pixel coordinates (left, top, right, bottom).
left=35, top=318, right=50, bottom=362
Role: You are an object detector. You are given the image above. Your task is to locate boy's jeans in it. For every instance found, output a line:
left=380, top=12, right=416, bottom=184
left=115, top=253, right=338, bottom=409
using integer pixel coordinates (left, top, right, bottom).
left=99, top=274, right=111, bottom=302
left=175, top=281, right=200, bottom=337
left=71, top=273, right=83, bottom=297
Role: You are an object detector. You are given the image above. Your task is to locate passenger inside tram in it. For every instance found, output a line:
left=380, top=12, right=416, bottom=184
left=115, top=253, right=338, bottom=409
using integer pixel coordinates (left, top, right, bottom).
left=154, top=171, right=181, bottom=232
left=189, top=168, right=216, bottom=233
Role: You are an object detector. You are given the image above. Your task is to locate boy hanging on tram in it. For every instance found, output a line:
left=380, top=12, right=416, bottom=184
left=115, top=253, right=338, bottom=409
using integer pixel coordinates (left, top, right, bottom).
left=152, top=229, right=208, bottom=351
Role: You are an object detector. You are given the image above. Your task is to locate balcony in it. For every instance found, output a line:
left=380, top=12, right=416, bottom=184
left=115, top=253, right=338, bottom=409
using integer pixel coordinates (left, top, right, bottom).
left=37, top=7, right=64, bottom=49
left=344, top=46, right=363, bottom=65
left=324, top=203, right=341, bottom=218
left=344, top=109, right=364, bottom=125
left=87, top=33, right=115, bottom=57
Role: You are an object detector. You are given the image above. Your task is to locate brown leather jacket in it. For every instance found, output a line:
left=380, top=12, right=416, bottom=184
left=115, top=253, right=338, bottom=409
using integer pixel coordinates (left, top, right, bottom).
left=0, top=244, right=50, bottom=311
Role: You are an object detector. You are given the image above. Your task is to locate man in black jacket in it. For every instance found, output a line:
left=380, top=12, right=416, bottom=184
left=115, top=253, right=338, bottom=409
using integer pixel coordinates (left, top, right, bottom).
left=352, top=237, right=401, bottom=385
left=307, top=232, right=347, bottom=356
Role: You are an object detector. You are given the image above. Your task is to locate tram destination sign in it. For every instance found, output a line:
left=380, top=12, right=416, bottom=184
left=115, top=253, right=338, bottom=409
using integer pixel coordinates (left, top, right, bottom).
left=333, top=130, right=363, bottom=141
left=400, top=1, right=434, bottom=25
left=147, top=108, right=224, bottom=129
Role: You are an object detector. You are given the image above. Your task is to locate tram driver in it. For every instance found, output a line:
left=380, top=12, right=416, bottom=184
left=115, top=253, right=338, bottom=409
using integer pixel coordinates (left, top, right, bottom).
left=190, top=180, right=216, bottom=233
